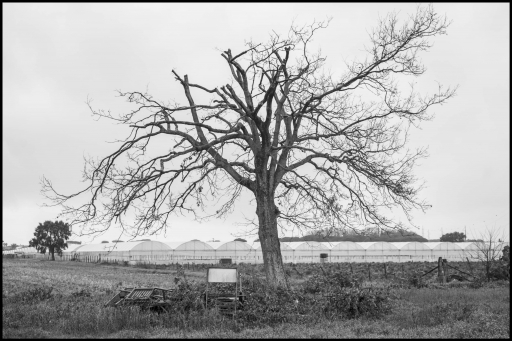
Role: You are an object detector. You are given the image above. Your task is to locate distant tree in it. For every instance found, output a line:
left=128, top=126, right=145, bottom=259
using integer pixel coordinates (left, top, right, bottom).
left=67, top=240, right=82, bottom=245
left=234, top=238, right=247, bottom=242
left=112, top=240, right=124, bottom=243
left=10, top=243, right=18, bottom=250
left=280, top=229, right=427, bottom=242
left=29, top=220, right=71, bottom=261
left=101, top=241, right=109, bottom=243
left=440, top=232, right=466, bottom=242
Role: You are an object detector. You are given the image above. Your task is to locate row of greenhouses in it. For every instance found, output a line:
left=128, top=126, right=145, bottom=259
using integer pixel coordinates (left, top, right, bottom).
left=3, top=240, right=509, bottom=264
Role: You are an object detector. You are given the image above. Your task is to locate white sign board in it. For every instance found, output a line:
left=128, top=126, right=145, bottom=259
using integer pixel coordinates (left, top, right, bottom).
left=207, top=268, right=237, bottom=283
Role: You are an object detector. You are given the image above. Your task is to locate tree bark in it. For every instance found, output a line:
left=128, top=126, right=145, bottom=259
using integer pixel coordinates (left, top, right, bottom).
left=256, top=190, right=288, bottom=289
left=50, top=246, right=55, bottom=261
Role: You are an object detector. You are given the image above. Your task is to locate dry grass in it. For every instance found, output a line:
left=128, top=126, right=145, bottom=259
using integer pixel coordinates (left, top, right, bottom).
left=3, top=258, right=509, bottom=338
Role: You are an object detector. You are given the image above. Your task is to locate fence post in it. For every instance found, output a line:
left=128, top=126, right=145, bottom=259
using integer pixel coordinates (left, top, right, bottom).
left=466, top=257, right=474, bottom=275
left=350, top=263, right=353, bottom=275
left=402, top=264, right=405, bottom=277
left=368, top=264, right=371, bottom=281
left=443, top=259, right=448, bottom=283
left=437, top=257, right=444, bottom=283
left=384, top=263, right=387, bottom=279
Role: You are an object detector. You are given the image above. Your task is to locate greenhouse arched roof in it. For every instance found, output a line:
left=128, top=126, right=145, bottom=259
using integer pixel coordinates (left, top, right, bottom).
left=423, top=242, right=462, bottom=250
left=390, top=242, right=431, bottom=251
left=453, top=242, right=478, bottom=250
left=164, top=242, right=188, bottom=250
left=283, top=241, right=329, bottom=251
left=74, top=243, right=113, bottom=252
left=63, top=244, right=84, bottom=253
left=216, top=241, right=252, bottom=251
left=109, top=241, right=172, bottom=252
left=356, top=242, right=399, bottom=251
left=175, top=240, right=214, bottom=251
left=203, top=241, right=225, bottom=250
left=247, top=242, right=261, bottom=250
left=328, top=241, right=366, bottom=251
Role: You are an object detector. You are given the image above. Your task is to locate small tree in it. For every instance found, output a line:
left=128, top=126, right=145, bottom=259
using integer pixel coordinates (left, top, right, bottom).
left=468, top=226, right=506, bottom=282
left=234, top=238, right=247, bottom=242
left=29, top=221, right=71, bottom=261
left=101, top=241, right=109, bottom=243
left=440, top=231, right=466, bottom=242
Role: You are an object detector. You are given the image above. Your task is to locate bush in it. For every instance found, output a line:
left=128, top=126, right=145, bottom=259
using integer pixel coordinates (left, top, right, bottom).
left=408, top=274, right=428, bottom=288
left=238, top=286, right=306, bottom=325
left=468, top=276, right=486, bottom=289
left=322, top=286, right=393, bottom=319
left=302, top=271, right=359, bottom=294
left=488, top=262, right=509, bottom=281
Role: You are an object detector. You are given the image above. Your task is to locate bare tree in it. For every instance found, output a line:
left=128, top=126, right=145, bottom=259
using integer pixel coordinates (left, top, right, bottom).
left=42, top=5, right=456, bottom=288
left=469, top=226, right=507, bottom=282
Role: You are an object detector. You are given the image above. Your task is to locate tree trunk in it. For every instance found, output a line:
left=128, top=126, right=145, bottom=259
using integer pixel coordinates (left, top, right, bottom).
left=50, top=246, right=55, bottom=261
left=256, top=191, right=288, bottom=289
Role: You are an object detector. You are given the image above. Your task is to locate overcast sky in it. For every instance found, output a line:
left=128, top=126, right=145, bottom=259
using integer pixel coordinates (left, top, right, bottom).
left=3, top=3, right=509, bottom=245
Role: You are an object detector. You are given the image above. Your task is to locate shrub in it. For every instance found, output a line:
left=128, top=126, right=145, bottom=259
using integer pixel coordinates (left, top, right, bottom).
left=302, top=270, right=359, bottom=294
left=408, top=275, right=428, bottom=288
left=238, top=286, right=309, bottom=326
left=488, top=262, right=509, bottom=281
left=322, top=286, right=393, bottom=320
left=468, top=276, right=486, bottom=289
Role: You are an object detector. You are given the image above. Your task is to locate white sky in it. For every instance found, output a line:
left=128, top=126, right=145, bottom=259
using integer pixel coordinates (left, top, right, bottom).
left=3, top=3, right=509, bottom=245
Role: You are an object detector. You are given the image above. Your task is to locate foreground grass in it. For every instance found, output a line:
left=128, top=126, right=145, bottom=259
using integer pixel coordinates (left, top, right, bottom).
left=3, top=258, right=509, bottom=338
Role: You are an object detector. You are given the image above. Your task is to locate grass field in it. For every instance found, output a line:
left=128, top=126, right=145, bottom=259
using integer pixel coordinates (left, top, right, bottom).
left=2, top=258, right=509, bottom=338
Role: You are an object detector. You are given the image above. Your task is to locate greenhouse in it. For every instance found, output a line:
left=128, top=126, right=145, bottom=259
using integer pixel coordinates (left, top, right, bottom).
left=168, top=240, right=215, bottom=263
left=423, top=242, right=463, bottom=261
left=104, top=241, right=173, bottom=264
left=328, top=241, right=366, bottom=262
left=391, top=242, right=433, bottom=262
left=283, top=241, right=329, bottom=263
left=357, top=242, right=400, bottom=262
left=73, top=242, right=115, bottom=262
left=452, top=242, right=478, bottom=260
left=60, top=243, right=85, bottom=260
left=248, top=242, right=262, bottom=262
left=3, top=246, right=38, bottom=257
left=72, top=241, right=173, bottom=264
left=215, top=241, right=253, bottom=263
left=4, top=239, right=509, bottom=264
